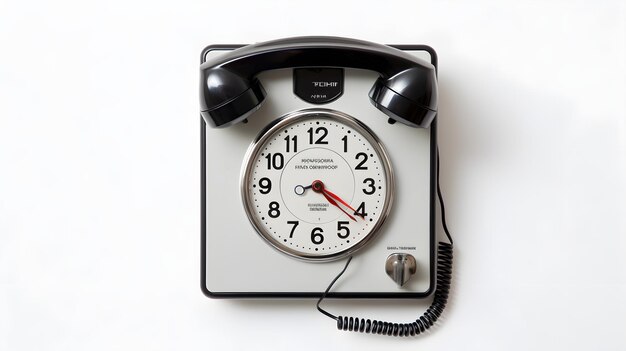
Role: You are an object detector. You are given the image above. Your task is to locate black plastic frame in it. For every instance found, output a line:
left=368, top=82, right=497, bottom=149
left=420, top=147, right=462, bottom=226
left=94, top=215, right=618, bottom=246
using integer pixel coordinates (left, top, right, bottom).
left=200, top=43, right=438, bottom=299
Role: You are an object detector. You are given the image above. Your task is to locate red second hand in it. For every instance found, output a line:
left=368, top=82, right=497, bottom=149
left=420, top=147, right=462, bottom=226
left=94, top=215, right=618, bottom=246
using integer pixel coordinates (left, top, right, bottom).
left=322, top=188, right=357, bottom=213
left=321, top=191, right=356, bottom=222
left=311, top=180, right=361, bottom=221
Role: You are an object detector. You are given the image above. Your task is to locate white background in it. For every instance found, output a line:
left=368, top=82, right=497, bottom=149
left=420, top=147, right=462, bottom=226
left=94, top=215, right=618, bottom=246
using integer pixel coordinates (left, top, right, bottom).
left=1, top=0, right=624, bottom=350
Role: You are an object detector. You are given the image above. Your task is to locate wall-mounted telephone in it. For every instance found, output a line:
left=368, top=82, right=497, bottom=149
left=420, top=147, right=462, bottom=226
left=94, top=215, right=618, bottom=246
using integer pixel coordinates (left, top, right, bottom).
left=199, top=37, right=454, bottom=337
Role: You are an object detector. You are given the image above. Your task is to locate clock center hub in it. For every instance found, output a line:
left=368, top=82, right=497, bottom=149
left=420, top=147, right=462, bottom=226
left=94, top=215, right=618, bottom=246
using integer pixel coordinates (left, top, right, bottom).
left=280, top=147, right=355, bottom=224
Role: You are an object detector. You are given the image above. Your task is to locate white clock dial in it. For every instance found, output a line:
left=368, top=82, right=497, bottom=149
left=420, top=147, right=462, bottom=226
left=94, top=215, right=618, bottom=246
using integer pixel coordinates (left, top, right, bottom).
left=241, top=109, right=394, bottom=261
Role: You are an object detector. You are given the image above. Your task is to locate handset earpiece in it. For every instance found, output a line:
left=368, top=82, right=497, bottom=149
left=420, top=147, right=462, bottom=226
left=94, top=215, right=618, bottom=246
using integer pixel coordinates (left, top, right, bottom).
left=369, top=67, right=438, bottom=128
left=200, top=37, right=437, bottom=128
left=200, top=68, right=266, bottom=128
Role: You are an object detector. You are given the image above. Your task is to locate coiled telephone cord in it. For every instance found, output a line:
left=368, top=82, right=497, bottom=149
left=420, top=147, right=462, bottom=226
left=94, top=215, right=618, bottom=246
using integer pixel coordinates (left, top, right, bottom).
left=316, top=150, right=454, bottom=337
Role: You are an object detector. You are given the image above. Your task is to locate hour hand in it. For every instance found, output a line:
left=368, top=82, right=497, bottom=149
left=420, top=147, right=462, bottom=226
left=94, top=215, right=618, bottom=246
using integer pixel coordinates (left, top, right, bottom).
left=294, top=184, right=312, bottom=195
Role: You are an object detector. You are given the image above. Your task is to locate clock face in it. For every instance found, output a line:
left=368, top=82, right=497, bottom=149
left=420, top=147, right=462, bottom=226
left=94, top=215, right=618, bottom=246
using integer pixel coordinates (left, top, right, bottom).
left=241, top=109, right=394, bottom=261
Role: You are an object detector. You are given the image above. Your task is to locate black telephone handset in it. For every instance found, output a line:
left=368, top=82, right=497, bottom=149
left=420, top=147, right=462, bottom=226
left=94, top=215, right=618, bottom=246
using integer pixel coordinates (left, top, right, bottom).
left=200, top=37, right=453, bottom=337
left=200, top=37, right=438, bottom=128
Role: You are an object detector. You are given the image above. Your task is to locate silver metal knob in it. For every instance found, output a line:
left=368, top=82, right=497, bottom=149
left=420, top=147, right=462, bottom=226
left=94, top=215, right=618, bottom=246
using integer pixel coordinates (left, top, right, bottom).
left=385, top=253, right=417, bottom=287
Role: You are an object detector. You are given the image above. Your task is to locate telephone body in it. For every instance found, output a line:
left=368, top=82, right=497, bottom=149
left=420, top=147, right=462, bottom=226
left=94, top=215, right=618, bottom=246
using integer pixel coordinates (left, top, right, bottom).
left=200, top=37, right=438, bottom=299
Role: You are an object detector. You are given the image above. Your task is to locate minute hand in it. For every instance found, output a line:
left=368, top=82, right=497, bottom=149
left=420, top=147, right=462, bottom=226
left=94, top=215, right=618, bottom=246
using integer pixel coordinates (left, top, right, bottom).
left=320, top=191, right=357, bottom=222
left=322, top=188, right=363, bottom=219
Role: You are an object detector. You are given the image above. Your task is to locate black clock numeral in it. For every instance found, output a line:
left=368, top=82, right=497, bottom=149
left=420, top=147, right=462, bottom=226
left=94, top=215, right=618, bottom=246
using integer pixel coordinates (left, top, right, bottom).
left=355, top=152, right=368, bottom=170
left=311, top=227, right=324, bottom=245
left=337, top=221, right=350, bottom=239
left=268, top=201, right=280, bottom=218
left=341, top=135, right=348, bottom=153
left=307, top=127, right=328, bottom=144
left=265, top=153, right=284, bottom=170
left=363, top=178, right=375, bottom=195
left=258, top=177, right=272, bottom=194
left=354, top=202, right=367, bottom=218
left=283, top=135, right=297, bottom=152
left=287, top=221, right=299, bottom=238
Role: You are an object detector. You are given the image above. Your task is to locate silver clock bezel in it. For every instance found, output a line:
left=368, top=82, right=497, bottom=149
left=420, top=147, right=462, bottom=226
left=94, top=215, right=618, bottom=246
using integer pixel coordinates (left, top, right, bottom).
left=240, top=108, right=395, bottom=262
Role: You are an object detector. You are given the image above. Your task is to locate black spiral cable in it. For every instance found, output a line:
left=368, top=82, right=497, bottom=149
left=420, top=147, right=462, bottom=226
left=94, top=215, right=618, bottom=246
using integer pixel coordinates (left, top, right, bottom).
left=316, top=148, right=454, bottom=337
